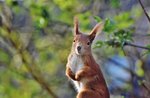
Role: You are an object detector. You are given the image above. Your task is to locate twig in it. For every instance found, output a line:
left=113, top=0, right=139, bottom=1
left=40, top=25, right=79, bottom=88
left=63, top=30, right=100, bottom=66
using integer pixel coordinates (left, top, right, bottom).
left=107, top=40, right=150, bottom=51
left=138, top=0, right=150, bottom=22
left=141, top=80, right=150, bottom=93
left=124, top=42, right=150, bottom=50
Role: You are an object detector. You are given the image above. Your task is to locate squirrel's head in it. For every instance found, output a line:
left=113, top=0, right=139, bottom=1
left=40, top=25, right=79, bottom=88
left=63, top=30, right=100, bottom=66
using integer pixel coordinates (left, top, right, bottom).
left=72, top=17, right=103, bottom=56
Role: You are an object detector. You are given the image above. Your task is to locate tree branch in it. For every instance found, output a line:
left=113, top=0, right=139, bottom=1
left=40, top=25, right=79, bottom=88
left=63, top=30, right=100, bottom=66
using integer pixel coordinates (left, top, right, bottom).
left=106, top=40, right=150, bottom=51
left=21, top=54, right=58, bottom=98
left=124, top=42, right=150, bottom=50
left=138, top=0, right=150, bottom=23
left=1, top=12, right=58, bottom=97
left=141, top=80, right=150, bottom=93
left=6, top=34, right=58, bottom=98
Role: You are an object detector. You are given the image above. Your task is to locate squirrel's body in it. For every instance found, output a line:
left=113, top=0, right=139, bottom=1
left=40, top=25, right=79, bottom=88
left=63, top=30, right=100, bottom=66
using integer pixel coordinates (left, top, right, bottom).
left=66, top=17, right=110, bottom=98
left=68, top=54, right=84, bottom=92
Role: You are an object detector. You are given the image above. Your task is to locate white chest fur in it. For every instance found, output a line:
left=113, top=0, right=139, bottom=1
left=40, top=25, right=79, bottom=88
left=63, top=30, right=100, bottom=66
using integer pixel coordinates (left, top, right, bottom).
left=68, top=54, right=85, bottom=92
left=69, top=54, right=84, bottom=74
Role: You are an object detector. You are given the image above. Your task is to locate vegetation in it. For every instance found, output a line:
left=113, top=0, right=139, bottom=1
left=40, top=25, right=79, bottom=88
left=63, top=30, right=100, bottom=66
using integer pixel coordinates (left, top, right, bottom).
left=0, top=0, right=150, bottom=98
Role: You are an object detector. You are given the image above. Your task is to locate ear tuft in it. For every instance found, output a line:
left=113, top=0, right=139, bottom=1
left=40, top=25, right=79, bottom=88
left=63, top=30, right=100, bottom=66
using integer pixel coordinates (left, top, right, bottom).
left=74, top=16, right=80, bottom=35
left=89, top=22, right=103, bottom=42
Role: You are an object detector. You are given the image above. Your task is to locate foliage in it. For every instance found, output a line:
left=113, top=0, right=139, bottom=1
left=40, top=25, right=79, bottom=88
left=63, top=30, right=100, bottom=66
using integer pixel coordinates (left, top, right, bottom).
left=0, top=0, right=150, bottom=98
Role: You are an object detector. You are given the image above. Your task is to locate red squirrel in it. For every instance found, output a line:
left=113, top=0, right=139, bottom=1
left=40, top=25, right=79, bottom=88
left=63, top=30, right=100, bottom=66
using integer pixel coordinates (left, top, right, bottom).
left=66, top=17, right=110, bottom=98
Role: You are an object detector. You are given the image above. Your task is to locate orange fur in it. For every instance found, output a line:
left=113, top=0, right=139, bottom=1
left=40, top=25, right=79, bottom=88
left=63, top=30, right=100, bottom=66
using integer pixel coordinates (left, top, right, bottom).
left=66, top=17, right=110, bottom=98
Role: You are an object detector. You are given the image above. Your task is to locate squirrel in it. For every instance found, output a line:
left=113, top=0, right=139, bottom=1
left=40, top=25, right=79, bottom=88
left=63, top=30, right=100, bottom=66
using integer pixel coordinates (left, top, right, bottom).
left=66, top=17, right=110, bottom=98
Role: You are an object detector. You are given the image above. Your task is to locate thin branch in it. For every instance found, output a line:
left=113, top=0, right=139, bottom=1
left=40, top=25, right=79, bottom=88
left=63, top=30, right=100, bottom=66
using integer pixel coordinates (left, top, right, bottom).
left=107, top=40, right=150, bottom=51
left=124, top=42, right=150, bottom=50
left=138, top=0, right=150, bottom=22
left=141, top=80, right=150, bottom=93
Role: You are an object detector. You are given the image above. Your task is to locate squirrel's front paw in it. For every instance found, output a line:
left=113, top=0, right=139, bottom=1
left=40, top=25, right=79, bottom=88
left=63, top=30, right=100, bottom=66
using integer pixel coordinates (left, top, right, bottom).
left=75, top=74, right=81, bottom=81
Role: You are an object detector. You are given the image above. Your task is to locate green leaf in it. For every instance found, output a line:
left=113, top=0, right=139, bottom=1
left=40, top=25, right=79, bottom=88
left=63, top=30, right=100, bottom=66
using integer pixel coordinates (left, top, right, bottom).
left=94, top=41, right=104, bottom=48
left=113, top=29, right=132, bottom=43
left=94, top=16, right=102, bottom=22
left=103, top=18, right=116, bottom=33
left=114, top=12, right=134, bottom=29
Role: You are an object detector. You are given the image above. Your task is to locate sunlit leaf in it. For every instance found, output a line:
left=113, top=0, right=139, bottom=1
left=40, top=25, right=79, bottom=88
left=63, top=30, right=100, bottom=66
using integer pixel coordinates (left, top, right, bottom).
left=103, top=18, right=116, bottom=33
left=94, top=16, right=102, bottom=22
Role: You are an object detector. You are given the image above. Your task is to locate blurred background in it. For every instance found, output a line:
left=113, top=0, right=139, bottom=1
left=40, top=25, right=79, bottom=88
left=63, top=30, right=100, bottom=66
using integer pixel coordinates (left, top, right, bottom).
left=0, top=0, right=150, bottom=98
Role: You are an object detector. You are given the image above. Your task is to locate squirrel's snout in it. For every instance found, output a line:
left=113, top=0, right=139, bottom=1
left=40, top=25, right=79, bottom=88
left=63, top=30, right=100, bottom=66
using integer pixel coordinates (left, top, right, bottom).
left=75, top=43, right=83, bottom=55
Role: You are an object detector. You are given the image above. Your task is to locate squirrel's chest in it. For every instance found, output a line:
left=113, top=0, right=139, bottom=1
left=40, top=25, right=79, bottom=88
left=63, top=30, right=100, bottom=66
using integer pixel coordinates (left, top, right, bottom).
left=69, top=55, right=84, bottom=73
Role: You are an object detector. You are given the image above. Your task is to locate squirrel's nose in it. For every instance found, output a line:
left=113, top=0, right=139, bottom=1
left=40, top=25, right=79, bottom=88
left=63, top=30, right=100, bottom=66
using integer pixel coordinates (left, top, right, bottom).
left=77, top=46, right=81, bottom=51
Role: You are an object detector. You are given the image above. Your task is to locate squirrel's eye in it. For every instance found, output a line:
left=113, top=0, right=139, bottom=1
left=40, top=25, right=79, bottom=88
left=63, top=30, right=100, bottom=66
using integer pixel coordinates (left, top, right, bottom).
left=87, top=42, right=90, bottom=45
left=73, top=40, right=75, bottom=42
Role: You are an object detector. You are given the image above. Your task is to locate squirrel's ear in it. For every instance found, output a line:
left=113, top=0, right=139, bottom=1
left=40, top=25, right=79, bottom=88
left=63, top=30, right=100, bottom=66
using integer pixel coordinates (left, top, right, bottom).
left=89, top=22, right=103, bottom=42
left=74, top=16, right=80, bottom=35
